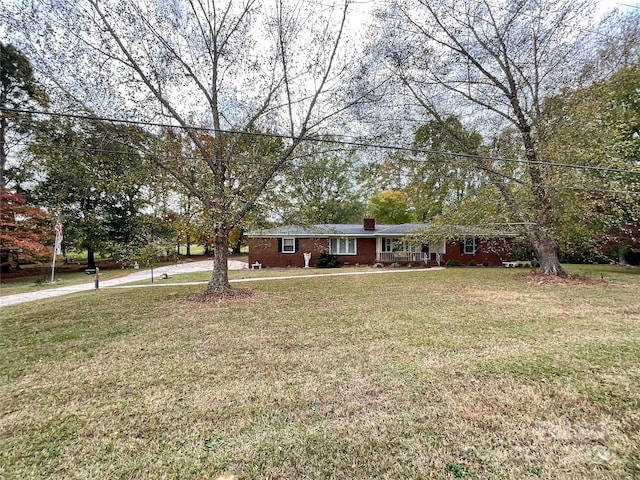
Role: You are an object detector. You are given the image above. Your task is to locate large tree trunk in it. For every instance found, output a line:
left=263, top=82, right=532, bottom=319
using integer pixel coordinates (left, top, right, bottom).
left=0, top=115, right=7, bottom=191
left=528, top=164, right=565, bottom=276
left=231, top=226, right=243, bottom=254
left=531, top=228, right=565, bottom=276
left=206, top=225, right=231, bottom=294
left=87, top=245, right=96, bottom=269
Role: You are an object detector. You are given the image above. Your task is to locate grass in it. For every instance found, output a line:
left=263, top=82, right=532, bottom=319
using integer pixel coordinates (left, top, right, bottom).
left=1, top=266, right=639, bottom=479
left=120, top=265, right=392, bottom=286
left=0, top=269, right=131, bottom=297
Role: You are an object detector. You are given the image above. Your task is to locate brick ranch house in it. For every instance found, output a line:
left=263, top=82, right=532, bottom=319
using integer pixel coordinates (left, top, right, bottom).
left=247, top=218, right=516, bottom=268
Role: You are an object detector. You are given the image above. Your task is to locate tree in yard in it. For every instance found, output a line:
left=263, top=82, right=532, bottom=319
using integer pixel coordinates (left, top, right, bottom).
left=0, top=42, right=47, bottom=191
left=3, top=0, right=361, bottom=294
left=544, top=60, right=640, bottom=263
left=0, top=190, right=52, bottom=271
left=371, top=0, right=614, bottom=275
left=367, top=190, right=413, bottom=224
left=27, top=117, right=154, bottom=269
left=269, top=145, right=367, bottom=225
left=108, top=213, right=178, bottom=278
left=408, top=116, right=484, bottom=221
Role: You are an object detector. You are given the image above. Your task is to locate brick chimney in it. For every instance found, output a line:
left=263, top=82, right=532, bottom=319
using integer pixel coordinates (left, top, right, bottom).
left=363, top=218, right=376, bottom=231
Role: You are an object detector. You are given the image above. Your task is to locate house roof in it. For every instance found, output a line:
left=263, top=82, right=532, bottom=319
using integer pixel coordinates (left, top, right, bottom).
left=247, top=223, right=421, bottom=237
left=247, top=223, right=517, bottom=238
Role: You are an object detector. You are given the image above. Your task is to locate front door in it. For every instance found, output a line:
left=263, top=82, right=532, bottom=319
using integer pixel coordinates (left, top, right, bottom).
left=421, top=243, right=431, bottom=262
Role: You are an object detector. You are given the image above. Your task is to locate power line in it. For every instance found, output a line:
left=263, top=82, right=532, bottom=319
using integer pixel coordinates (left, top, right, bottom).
left=4, top=107, right=640, bottom=176
left=15, top=140, right=640, bottom=198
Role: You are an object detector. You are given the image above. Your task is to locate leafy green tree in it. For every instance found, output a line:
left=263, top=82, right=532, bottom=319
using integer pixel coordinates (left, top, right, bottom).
left=27, top=117, right=154, bottom=268
left=545, top=61, right=640, bottom=263
left=409, top=116, right=484, bottom=221
left=270, top=147, right=366, bottom=225
left=0, top=42, right=47, bottom=190
left=109, top=214, right=177, bottom=280
left=367, top=190, right=413, bottom=224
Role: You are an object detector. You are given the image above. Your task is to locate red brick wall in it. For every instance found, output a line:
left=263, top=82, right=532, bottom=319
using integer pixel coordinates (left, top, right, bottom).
left=443, top=239, right=512, bottom=266
left=249, top=236, right=513, bottom=268
left=337, top=237, right=376, bottom=266
left=248, top=237, right=379, bottom=268
left=248, top=237, right=330, bottom=268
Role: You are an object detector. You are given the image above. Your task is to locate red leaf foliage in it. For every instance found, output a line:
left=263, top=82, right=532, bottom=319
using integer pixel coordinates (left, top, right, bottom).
left=1, top=189, right=53, bottom=269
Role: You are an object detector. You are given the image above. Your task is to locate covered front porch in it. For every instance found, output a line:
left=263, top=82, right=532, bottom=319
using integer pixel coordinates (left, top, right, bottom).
left=376, top=238, right=445, bottom=265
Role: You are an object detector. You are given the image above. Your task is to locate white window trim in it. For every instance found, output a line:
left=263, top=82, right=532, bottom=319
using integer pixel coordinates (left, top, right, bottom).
left=463, top=238, right=478, bottom=254
left=381, top=237, right=418, bottom=253
left=282, top=237, right=295, bottom=254
left=381, top=237, right=393, bottom=253
left=330, top=237, right=357, bottom=255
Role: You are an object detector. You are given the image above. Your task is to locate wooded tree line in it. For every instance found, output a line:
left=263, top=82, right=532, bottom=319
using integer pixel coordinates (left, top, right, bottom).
left=1, top=0, right=638, bottom=289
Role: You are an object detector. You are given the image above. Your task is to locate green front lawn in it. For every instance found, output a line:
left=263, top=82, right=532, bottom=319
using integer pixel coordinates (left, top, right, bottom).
left=1, top=266, right=639, bottom=479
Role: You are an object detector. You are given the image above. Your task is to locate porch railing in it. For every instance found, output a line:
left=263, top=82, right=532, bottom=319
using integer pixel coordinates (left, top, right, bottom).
left=378, top=252, right=442, bottom=265
left=378, top=252, right=424, bottom=263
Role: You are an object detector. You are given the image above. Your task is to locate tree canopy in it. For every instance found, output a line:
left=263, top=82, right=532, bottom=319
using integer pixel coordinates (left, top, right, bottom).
left=269, top=145, right=366, bottom=225
left=27, top=117, right=156, bottom=268
left=367, top=190, right=413, bottom=224
left=0, top=41, right=47, bottom=190
left=2, top=0, right=363, bottom=292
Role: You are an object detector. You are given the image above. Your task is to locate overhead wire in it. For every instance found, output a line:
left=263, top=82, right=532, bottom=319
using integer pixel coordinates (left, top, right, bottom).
left=14, top=137, right=640, bottom=198
left=4, top=107, right=639, bottom=177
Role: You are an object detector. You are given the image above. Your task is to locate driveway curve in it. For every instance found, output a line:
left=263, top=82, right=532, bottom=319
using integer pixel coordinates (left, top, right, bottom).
left=2, top=261, right=444, bottom=308
left=1, top=260, right=247, bottom=308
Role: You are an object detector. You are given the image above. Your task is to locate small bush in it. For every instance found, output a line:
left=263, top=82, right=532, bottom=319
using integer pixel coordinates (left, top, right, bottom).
left=373, top=262, right=383, bottom=268
left=314, top=252, right=342, bottom=268
left=468, top=260, right=477, bottom=267
left=482, top=261, right=491, bottom=267
left=446, top=259, right=461, bottom=267
left=390, top=262, right=402, bottom=268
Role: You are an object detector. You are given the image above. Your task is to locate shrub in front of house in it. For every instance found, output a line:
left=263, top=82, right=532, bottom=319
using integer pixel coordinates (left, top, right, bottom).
left=373, top=263, right=384, bottom=268
left=468, top=259, right=477, bottom=267
left=390, top=262, right=402, bottom=268
left=446, top=259, right=461, bottom=267
left=314, top=252, right=342, bottom=268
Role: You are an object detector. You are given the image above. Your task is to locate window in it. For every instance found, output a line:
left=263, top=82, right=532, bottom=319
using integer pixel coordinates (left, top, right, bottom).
left=330, top=237, right=356, bottom=255
left=280, top=237, right=296, bottom=253
left=463, top=238, right=479, bottom=254
left=381, top=237, right=417, bottom=253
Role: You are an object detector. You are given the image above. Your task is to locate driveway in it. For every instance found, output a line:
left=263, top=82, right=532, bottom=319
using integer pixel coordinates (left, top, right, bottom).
left=1, top=261, right=444, bottom=308
left=1, top=260, right=248, bottom=308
